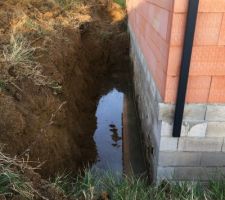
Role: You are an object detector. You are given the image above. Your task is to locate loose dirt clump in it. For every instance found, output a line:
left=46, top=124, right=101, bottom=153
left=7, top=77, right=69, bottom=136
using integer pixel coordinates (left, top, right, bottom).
left=0, top=0, right=129, bottom=182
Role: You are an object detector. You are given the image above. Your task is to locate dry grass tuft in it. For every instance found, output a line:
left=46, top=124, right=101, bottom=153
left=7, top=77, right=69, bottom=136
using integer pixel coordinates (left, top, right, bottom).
left=1, top=34, right=54, bottom=87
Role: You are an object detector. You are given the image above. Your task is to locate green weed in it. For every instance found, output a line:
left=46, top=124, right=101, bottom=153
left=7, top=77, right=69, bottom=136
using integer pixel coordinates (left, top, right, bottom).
left=0, top=80, right=6, bottom=90
left=24, top=18, right=47, bottom=36
left=53, top=169, right=225, bottom=200
left=114, top=0, right=126, bottom=8
left=0, top=169, right=34, bottom=199
left=54, top=0, right=82, bottom=10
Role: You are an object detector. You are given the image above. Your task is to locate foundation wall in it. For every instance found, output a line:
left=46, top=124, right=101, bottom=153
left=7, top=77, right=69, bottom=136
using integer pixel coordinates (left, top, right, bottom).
left=128, top=0, right=225, bottom=181
left=130, top=28, right=162, bottom=181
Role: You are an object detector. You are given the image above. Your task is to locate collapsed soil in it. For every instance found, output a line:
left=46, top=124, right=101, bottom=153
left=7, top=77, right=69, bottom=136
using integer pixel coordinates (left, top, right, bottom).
left=0, top=0, right=129, bottom=184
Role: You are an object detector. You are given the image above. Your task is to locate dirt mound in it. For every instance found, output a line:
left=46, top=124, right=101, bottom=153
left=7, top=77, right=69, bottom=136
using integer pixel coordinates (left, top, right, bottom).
left=0, top=0, right=128, bottom=180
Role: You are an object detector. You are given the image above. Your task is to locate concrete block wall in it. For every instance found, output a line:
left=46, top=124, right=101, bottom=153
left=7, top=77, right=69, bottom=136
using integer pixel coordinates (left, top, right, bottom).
left=158, top=103, right=225, bottom=180
left=127, top=0, right=225, bottom=181
left=129, top=29, right=162, bottom=181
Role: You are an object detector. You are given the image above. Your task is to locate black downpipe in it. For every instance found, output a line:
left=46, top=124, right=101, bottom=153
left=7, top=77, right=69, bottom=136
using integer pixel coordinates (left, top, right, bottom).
left=172, top=0, right=199, bottom=138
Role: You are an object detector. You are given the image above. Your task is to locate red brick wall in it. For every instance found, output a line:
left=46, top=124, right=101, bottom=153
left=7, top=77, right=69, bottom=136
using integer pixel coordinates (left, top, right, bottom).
left=127, top=0, right=174, bottom=98
left=166, top=0, right=225, bottom=103
left=128, top=0, right=225, bottom=103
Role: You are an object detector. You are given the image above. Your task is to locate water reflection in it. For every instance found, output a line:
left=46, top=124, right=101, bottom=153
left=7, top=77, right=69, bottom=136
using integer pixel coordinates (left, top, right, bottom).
left=93, top=88, right=124, bottom=172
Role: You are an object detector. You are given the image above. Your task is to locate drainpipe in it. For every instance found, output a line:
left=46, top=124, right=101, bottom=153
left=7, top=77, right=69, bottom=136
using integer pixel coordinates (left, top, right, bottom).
left=172, top=0, right=199, bottom=137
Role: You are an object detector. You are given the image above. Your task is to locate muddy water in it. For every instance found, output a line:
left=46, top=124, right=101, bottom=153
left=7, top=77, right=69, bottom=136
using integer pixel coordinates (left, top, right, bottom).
left=91, top=66, right=146, bottom=175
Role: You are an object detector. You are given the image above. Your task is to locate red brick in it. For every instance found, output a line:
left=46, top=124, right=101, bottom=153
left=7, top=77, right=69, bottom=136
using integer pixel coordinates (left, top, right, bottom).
left=167, top=47, right=182, bottom=76
left=167, top=46, right=225, bottom=76
left=144, top=17, right=170, bottom=58
left=199, top=0, right=225, bottom=13
left=170, top=13, right=223, bottom=46
left=194, top=13, right=223, bottom=45
left=191, top=46, right=225, bottom=76
left=170, top=13, right=186, bottom=46
left=138, top=2, right=170, bottom=41
left=164, top=76, right=211, bottom=103
left=209, top=76, right=225, bottom=103
left=186, top=76, right=211, bottom=103
left=143, top=40, right=167, bottom=98
left=164, top=76, right=178, bottom=103
left=173, top=0, right=188, bottom=13
left=135, top=14, right=169, bottom=73
left=174, top=0, right=225, bottom=13
left=146, top=0, right=174, bottom=11
left=219, top=14, right=225, bottom=45
left=134, top=7, right=172, bottom=60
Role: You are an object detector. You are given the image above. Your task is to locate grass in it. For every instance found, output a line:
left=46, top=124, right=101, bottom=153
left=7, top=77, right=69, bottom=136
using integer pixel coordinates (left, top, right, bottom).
left=0, top=80, right=6, bottom=91
left=3, top=34, right=38, bottom=69
left=54, top=0, right=83, bottom=10
left=0, top=153, right=225, bottom=200
left=2, top=34, right=55, bottom=87
left=52, top=169, right=225, bottom=200
left=0, top=151, right=38, bottom=199
left=24, top=18, right=48, bottom=36
left=0, top=169, right=34, bottom=199
left=114, top=0, right=126, bottom=8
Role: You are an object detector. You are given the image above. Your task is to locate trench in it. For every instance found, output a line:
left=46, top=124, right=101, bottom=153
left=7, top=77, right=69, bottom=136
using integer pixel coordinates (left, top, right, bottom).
left=0, top=1, right=147, bottom=179
left=91, top=59, right=146, bottom=175
left=64, top=2, right=148, bottom=176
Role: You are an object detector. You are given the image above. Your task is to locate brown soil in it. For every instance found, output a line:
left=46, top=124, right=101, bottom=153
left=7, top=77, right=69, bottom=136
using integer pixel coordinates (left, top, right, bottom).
left=0, top=0, right=129, bottom=186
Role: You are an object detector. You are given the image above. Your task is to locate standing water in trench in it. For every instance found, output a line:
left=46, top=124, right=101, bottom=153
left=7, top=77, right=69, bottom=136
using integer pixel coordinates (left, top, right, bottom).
left=94, top=89, right=124, bottom=172
left=91, top=65, right=147, bottom=175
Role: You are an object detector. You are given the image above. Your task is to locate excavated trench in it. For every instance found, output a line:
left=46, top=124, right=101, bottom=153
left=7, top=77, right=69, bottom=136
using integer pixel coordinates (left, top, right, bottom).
left=0, top=1, right=146, bottom=178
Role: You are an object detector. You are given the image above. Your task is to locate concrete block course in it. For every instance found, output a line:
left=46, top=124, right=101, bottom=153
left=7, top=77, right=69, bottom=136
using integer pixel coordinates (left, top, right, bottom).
left=158, top=103, right=207, bottom=122
left=206, top=105, right=225, bottom=121
left=159, top=152, right=201, bottom=167
left=206, top=122, right=225, bottom=137
left=173, top=167, right=225, bottom=181
left=157, top=167, right=174, bottom=180
left=178, top=137, right=223, bottom=152
left=160, top=137, right=178, bottom=151
left=187, top=122, right=207, bottom=137
left=160, top=121, right=205, bottom=137
left=201, top=152, right=225, bottom=166
left=222, top=139, right=225, bottom=152
left=157, top=166, right=225, bottom=181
